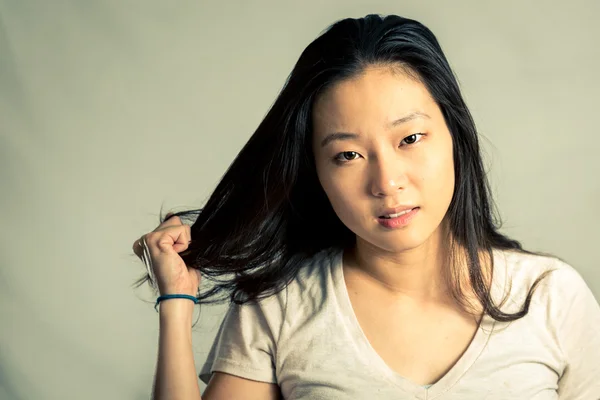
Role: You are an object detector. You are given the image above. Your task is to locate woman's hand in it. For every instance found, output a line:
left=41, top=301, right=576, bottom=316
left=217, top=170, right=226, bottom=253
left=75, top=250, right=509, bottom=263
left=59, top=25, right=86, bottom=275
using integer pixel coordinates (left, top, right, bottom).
left=132, top=214, right=201, bottom=297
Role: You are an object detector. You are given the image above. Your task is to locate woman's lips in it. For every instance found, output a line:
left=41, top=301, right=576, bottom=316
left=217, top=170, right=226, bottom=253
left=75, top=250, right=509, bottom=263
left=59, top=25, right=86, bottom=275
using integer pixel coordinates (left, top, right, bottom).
left=377, top=207, right=420, bottom=228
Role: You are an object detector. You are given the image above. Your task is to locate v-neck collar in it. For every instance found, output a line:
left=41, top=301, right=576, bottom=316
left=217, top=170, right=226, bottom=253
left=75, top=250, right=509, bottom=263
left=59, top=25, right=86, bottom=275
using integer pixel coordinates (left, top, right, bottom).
left=330, top=247, right=508, bottom=399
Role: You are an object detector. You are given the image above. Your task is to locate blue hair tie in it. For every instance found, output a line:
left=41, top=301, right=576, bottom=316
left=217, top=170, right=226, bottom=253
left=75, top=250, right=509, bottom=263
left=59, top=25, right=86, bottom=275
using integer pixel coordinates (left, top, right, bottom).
left=155, top=294, right=199, bottom=312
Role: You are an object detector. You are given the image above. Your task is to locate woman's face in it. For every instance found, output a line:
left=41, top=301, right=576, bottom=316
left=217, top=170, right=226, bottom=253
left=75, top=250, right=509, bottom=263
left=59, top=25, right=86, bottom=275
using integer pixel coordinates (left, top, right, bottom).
left=311, top=66, right=455, bottom=253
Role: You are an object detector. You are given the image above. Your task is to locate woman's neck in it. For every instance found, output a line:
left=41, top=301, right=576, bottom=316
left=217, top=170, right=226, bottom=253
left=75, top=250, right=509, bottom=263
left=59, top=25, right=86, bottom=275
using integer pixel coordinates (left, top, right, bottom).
left=344, top=233, right=493, bottom=315
left=346, top=236, right=452, bottom=303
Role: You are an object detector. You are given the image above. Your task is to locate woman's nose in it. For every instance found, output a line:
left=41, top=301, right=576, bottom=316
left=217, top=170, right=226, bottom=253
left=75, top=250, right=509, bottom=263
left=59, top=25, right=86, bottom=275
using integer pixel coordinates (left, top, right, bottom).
left=369, top=158, right=406, bottom=197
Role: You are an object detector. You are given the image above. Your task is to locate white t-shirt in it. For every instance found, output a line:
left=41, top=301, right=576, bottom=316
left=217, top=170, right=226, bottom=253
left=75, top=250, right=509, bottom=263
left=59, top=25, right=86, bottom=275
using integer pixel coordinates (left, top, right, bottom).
left=199, top=248, right=600, bottom=399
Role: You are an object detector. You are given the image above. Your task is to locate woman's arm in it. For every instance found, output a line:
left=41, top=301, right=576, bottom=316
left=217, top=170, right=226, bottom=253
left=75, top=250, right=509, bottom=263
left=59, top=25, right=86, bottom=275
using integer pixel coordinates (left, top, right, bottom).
left=135, top=215, right=281, bottom=399
left=151, top=300, right=281, bottom=400
left=152, top=299, right=202, bottom=400
left=554, top=266, right=600, bottom=399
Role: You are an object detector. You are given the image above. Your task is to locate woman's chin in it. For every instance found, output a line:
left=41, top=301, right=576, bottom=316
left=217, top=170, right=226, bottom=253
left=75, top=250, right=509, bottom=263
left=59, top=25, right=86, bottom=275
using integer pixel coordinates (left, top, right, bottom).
left=355, top=231, right=428, bottom=254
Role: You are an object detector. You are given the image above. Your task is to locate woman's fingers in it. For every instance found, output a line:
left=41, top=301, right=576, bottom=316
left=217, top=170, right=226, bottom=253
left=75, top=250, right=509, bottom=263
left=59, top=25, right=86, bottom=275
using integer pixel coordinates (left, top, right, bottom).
left=132, top=215, right=198, bottom=295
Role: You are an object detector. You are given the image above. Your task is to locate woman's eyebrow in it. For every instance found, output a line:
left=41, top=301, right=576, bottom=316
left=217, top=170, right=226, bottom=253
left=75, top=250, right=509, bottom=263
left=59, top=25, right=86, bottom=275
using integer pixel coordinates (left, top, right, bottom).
left=320, top=132, right=359, bottom=148
left=389, top=111, right=430, bottom=128
left=320, top=111, right=430, bottom=148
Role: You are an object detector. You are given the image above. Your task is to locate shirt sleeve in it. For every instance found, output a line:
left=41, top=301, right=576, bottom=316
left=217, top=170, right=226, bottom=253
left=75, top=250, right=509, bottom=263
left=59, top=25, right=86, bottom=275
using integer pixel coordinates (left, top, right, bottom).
left=198, top=289, right=287, bottom=386
left=553, top=263, right=600, bottom=399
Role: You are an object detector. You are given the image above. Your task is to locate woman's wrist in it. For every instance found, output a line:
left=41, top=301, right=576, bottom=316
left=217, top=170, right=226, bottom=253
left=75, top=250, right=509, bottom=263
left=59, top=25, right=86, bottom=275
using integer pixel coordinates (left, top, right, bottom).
left=158, top=298, right=196, bottom=323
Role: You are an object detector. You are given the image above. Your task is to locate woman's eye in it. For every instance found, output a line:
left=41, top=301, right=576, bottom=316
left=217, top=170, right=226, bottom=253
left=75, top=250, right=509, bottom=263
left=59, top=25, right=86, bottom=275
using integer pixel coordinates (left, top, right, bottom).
left=400, top=133, right=424, bottom=146
left=334, top=151, right=360, bottom=163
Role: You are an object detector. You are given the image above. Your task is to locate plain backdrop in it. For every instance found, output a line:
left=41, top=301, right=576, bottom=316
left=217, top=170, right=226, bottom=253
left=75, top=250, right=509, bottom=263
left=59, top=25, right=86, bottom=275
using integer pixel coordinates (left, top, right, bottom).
left=1, top=1, right=599, bottom=399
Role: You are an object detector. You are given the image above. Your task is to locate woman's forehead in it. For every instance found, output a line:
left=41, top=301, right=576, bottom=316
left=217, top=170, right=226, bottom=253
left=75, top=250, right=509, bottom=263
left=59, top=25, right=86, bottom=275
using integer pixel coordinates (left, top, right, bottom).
left=312, top=69, right=436, bottom=137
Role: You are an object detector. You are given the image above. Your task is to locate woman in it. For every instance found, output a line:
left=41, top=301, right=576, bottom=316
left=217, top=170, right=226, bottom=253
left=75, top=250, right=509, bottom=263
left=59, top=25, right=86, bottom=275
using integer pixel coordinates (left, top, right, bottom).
left=132, top=14, right=600, bottom=399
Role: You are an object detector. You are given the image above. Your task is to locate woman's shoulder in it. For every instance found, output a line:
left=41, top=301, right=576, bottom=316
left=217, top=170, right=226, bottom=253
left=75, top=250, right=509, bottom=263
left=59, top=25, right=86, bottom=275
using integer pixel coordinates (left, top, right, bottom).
left=498, top=248, right=582, bottom=282
left=495, top=248, right=594, bottom=311
left=245, top=247, right=341, bottom=310
left=283, top=247, right=342, bottom=303
left=293, top=247, right=341, bottom=283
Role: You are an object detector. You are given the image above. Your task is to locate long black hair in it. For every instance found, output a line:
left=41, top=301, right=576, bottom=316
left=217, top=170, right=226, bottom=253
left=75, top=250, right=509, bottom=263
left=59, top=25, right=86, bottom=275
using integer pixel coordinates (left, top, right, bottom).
left=135, top=14, right=551, bottom=322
